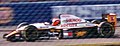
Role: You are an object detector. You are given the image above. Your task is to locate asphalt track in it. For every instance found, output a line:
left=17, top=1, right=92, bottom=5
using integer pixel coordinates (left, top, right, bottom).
left=1, top=27, right=120, bottom=46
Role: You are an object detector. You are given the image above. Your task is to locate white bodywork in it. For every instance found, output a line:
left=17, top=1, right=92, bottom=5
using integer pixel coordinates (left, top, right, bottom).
left=5, top=14, right=98, bottom=38
left=17, top=14, right=98, bottom=30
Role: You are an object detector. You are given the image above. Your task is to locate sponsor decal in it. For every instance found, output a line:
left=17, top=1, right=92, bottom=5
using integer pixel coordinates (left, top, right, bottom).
left=66, top=19, right=81, bottom=23
left=61, top=23, right=77, bottom=27
left=40, top=26, right=48, bottom=28
left=0, top=7, right=13, bottom=24
left=62, top=19, right=81, bottom=23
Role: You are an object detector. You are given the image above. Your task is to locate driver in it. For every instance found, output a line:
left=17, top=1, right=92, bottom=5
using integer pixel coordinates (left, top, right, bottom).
left=52, top=18, right=60, bottom=26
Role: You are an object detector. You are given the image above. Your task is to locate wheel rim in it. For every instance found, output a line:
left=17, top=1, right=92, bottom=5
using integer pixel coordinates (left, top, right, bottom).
left=23, top=26, right=38, bottom=40
left=102, top=26, right=112, bottom=35
left=26, top=29, right=38, bottom=39
left=100, top=23, right=114, bottom=37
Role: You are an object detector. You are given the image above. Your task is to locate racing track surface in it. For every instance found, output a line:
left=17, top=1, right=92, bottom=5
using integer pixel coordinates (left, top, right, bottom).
left=1, top=27, right=120, bottom=46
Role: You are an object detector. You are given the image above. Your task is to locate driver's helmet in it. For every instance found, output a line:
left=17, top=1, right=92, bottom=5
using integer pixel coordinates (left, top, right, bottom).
left=52, top=18, right=60, bottom=26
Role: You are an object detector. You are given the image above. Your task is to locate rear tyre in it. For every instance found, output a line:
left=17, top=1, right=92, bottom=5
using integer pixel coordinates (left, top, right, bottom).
left=99, top=22, right=115, bottom=38
left=23, top=25, right=38, bottom=42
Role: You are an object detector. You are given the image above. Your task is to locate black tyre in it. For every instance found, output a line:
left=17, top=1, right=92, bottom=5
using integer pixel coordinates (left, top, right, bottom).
left=99, top=22, right=115, bottom=38
left=23, top=25, right=38, bottom=42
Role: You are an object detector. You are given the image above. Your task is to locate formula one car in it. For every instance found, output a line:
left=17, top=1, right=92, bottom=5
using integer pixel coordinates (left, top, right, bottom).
left=3, top=13, right=116, bottom=42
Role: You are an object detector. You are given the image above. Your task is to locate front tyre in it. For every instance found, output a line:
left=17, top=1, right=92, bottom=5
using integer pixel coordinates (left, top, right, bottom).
left=99, top=22, right=115, bottom=38
left=23, top=25, right=38, bottom=42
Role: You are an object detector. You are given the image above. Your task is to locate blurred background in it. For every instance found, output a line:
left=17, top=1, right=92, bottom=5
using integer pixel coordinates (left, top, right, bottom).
left=0, top=0, right=119, bottom=2
left=0, top=1, right=120, bottom=46
left=0, top=0, right=120, bottom=30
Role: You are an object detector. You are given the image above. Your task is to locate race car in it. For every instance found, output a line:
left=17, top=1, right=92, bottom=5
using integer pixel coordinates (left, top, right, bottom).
left=3, top=13, right=116, bottom=42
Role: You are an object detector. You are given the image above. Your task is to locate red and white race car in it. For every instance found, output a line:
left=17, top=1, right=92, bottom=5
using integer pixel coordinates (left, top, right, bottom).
left=3, top=14, right=115, bottom=42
